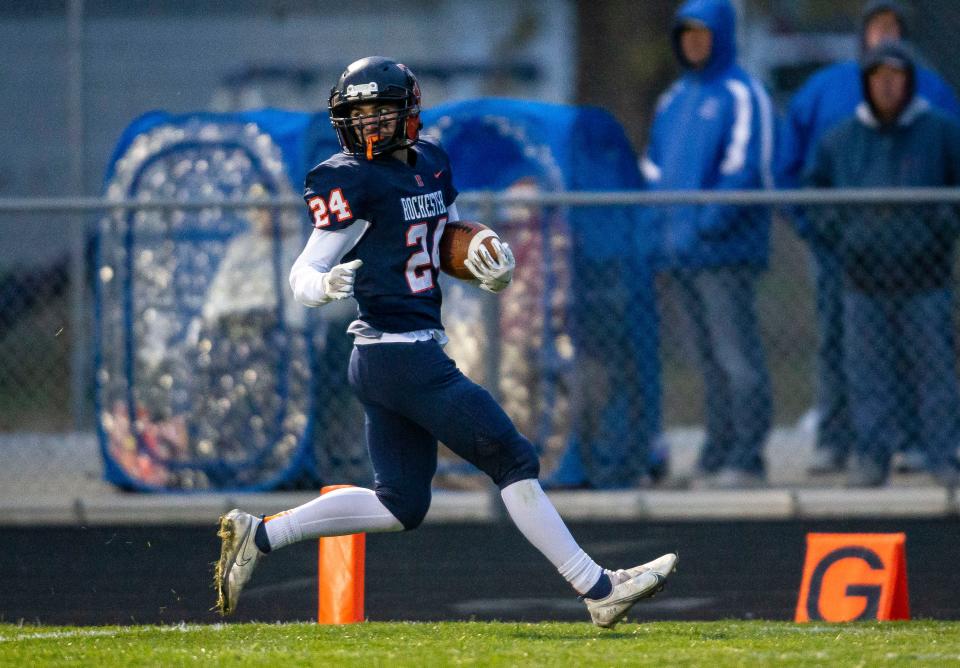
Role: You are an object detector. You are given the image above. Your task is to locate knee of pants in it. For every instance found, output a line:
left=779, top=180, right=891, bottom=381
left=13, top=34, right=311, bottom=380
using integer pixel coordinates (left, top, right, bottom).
left=493, top=436, right=541, bottom=489
left=375, top=486, right=431, bottom=531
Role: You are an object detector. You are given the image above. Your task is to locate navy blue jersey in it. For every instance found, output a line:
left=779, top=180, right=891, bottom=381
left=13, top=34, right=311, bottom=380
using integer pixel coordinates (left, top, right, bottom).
left=303, top=137, right=458, bottom=332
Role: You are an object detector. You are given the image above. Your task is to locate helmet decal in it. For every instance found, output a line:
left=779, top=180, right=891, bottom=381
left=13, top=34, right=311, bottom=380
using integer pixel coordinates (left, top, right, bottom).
left=345, top=82, right=379, bottom=99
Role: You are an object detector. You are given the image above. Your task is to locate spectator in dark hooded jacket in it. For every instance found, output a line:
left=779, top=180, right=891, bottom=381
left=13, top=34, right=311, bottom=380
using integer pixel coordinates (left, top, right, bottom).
left=779, top=0, right=960, bottom=476
left=805, top=40, right=960, bottom=487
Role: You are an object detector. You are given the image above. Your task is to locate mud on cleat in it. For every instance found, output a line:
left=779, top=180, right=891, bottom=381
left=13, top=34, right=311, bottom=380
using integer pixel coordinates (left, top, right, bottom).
left=215, top=509, right=264, bottom=616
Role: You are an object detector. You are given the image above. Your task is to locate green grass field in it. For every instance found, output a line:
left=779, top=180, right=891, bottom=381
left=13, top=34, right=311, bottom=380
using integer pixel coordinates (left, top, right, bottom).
left=2, top=621, right=959, bottom=666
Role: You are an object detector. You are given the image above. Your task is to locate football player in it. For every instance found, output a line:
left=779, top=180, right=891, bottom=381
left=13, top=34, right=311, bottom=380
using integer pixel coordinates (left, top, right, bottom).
left=215, top=56, right=676, bottom=628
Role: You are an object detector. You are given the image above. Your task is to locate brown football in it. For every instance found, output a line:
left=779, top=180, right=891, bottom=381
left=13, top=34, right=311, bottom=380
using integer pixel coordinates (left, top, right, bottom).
left=438, top=220, right=501, bottom=280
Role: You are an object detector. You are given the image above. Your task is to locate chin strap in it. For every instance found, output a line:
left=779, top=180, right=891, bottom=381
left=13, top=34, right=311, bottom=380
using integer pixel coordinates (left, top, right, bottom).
left=365, top=134, right=379, bottom=161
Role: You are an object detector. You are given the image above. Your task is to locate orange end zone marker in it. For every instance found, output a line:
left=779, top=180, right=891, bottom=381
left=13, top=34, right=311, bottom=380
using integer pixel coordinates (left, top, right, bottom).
left=795, top=532, right=909, bottom=622
left=317, top=484, right=366, bottom=624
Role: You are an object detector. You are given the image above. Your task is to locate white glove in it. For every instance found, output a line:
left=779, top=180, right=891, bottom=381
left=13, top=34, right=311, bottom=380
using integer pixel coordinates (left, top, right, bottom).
left=464, top=238, right=515, bottom=293
left=320, top=259, right=363, bottom=300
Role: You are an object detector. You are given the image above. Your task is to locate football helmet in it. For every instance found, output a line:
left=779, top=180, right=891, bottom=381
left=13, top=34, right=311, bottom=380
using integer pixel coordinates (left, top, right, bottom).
left=329, top=56, right=422, bottom=160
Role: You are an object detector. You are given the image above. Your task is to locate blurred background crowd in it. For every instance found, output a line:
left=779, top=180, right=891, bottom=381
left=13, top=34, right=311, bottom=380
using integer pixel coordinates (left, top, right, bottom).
left=3, top=0, right=960, bottom=495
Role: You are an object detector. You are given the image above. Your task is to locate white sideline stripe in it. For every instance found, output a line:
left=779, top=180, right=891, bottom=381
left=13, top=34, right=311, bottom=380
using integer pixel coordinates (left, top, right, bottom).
left=0, top=622, right=218, bottom=643
left=753, top=624, right=839, bottom=634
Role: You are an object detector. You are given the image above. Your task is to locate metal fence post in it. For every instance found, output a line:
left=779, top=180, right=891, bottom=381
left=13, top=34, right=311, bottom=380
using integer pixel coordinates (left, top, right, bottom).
left=476, top=192, right=508, bottom=520
left=67, top=0, right=87, bottom=429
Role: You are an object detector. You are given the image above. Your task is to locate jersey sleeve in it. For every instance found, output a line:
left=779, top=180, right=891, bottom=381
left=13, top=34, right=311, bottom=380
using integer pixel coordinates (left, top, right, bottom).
left=303, top=161, right=367, bottom=231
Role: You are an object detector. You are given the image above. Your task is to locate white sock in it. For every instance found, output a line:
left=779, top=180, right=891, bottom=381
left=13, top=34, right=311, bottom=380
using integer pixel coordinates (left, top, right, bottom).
left=264, top=486, right=403, bottom=550
left=500, top=478, right=604, bottom=595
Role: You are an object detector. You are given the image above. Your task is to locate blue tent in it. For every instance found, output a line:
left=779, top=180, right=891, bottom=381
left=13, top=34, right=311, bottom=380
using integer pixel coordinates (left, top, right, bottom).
left=95, top=109, right=329, bottom=491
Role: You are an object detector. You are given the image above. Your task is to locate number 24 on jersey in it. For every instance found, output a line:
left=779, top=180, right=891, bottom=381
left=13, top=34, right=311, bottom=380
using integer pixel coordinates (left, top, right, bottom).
left=308, top=188, right=353, bottom=228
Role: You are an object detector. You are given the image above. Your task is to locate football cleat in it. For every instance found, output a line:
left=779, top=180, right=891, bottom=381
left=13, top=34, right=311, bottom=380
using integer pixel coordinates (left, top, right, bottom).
left=215, top=509, right=263, bottom=616
left=584, top=552, right=678, bottom=628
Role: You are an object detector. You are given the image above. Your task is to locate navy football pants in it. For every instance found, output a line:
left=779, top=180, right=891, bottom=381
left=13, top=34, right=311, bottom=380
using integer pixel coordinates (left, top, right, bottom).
left=347, top=340, right=540, bottom=529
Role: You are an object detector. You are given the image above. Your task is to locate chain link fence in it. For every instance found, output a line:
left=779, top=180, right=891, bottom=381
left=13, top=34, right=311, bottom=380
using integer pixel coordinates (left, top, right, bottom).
left=0, top=241, right=73, bottom=432
left=2, top=189, right=959, bottom=493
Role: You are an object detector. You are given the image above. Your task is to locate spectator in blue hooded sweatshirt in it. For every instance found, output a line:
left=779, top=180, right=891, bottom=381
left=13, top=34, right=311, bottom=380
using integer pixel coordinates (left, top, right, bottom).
left=641, top=0, right=775, bottom=488
left=804, top=40, right=960, bottom=488
left=779, top=0, right=960, bottom=476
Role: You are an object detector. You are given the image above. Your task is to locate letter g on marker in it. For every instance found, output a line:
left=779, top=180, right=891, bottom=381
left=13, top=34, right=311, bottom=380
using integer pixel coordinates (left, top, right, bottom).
left=806, top=546, right=884, bottom=621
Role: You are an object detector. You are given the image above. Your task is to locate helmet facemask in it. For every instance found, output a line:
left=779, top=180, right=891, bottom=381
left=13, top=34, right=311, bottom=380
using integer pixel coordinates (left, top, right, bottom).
left=333, top=101, right=414, bottom=160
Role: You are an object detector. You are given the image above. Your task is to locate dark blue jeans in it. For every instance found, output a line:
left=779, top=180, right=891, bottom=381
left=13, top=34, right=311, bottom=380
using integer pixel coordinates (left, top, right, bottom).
left=673, top=266, right=771, bottom=474
left=844, top=287, right=960, bottom=472
left=348, top=340, right=539, bottom=529
left=810, top=245, right=852, bottom=457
